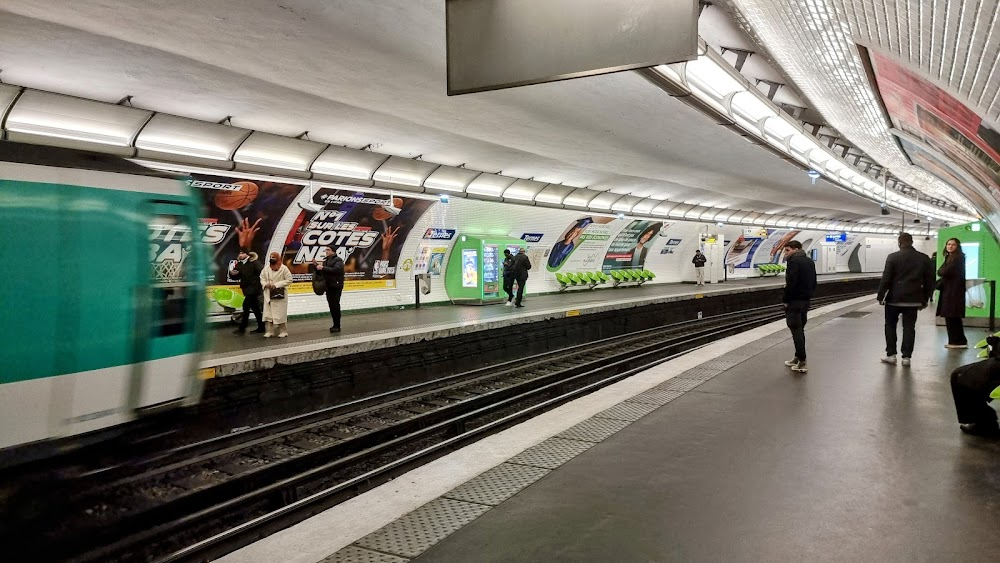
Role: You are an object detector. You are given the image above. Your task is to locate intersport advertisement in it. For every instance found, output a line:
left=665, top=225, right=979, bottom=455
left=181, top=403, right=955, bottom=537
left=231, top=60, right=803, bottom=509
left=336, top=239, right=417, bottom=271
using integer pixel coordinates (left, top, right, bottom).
left=188, top=175, right=434, bottom=299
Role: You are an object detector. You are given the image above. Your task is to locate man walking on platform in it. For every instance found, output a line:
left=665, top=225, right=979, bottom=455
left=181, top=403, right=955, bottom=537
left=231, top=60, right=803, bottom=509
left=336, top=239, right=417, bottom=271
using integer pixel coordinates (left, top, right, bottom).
left=230, top=248, right=265, bottom=335
left=692, top=249, right=707, bottom=286
left=877, top=232, right=935, bottom=367
left=782, top=240, right=817, bottom=373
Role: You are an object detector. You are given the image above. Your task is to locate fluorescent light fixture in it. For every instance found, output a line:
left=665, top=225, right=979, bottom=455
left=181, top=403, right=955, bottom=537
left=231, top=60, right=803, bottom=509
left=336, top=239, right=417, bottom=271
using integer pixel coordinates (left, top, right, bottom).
left=651, top=201, right=680, bottom=216
left=6, top=90, right=151, bottom=148
left=730, top=91, right=777, bottom=123
left=311, top=145, right=390, bottom=181
left=424, top=165, right=481, bottom=193
left=611, top=195, right=643, bottom=213
left=534, top=183, right=577, bottom=205
left=503, top=179, right=547, bottom=201
left=668, top=203, right=694, bottom=218
left=587, top=191, right=624, bottom=210
left=0, top=84, right=20, bottom=123
left=629, top=198, right=660, bottom=215
left=762, top=115, right=799, bottom=142
left=685, top=56, right=745, bottom=101
left=466, top=173, right=516, bottom=198
left=136, top=114, right=250, bottom=161
left=373, top=156, right=440, bottom=190
left=233, top=131, right=327, bottom=171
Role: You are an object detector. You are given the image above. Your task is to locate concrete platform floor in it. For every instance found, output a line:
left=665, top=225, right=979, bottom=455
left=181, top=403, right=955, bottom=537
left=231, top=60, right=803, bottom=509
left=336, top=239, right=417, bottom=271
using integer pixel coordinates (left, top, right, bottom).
left=411, top=304, right=1000, bottom=562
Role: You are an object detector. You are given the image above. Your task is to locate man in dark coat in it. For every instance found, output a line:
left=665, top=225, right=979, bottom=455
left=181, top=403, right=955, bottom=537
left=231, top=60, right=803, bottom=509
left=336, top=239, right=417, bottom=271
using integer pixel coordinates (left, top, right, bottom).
left=230, top=248, right=264, bottom=334
left=950, top=336, right=1000, bottom=436
left=511, top=247, right=532, bottom=308
left=876, top=232, right=935, bottom=366
left=502, top=249, right=516, bottom=306
left=781, top=240, right=817, bottom=373
left=316, top=246, right=346, bottom=333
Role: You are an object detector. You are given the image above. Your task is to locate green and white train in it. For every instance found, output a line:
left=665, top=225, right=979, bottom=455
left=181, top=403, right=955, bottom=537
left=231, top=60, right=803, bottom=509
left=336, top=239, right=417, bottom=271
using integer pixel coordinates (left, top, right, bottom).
left=0, top=143, right=207, bottom=465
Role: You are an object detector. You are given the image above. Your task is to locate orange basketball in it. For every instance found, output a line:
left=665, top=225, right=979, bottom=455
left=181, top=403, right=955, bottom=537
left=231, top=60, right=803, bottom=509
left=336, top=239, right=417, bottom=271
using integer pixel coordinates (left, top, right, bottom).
left=215, top=181, right=259, bottom=210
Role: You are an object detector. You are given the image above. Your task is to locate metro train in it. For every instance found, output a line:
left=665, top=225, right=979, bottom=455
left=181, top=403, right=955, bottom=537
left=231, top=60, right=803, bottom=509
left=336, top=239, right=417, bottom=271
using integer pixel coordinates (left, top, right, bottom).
left=0, top=142, right=207, bottom=467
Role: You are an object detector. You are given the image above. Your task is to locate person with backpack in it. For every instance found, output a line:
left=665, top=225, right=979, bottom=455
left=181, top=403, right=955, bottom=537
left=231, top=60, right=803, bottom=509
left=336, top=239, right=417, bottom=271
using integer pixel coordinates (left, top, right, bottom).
left=512, top=247, right=532, bottom=308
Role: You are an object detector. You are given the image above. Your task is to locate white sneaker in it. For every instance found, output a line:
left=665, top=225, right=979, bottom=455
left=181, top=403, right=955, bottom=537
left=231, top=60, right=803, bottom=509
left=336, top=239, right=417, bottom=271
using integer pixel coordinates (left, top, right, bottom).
left=791, top=362, right=808, bottom=373
left=901, top=358, right=911, bottom=367
left=944, top=344, right=968, bottom=349
left=264, top=332, right=273, bottom=338
left=505, top=301, right=512, bottom=307
left=278, top=332, right=288, bottom=338
left=880, top=356, right=897, bottom=365
left=783, top=358, right=800, bottom=367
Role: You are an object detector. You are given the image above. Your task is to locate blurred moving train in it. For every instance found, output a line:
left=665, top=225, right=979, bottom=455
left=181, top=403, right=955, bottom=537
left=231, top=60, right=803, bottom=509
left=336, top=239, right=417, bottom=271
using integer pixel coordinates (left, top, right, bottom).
left=0, top=143, right=207, bottom=466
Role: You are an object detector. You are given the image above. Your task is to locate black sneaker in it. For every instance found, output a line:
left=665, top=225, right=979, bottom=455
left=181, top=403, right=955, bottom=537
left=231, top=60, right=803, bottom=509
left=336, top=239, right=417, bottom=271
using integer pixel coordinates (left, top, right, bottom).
left=959, top=422, right=1000, bottom=436
left=330, top=326, right=341, bottom=333
left=251, top=327, right=266, bottom=334
left=233, top=328, right=246, bottom=335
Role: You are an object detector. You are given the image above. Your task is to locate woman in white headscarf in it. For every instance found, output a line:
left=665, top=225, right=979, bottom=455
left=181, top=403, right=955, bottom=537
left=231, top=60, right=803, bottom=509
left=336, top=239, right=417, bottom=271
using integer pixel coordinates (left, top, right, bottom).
left=260, top=251, right=293, bottom=337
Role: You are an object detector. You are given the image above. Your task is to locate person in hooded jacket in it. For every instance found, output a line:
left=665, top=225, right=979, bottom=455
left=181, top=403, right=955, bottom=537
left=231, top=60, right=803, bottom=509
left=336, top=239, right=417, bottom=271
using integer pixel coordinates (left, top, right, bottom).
left=936, top=237, right=967, bottom=348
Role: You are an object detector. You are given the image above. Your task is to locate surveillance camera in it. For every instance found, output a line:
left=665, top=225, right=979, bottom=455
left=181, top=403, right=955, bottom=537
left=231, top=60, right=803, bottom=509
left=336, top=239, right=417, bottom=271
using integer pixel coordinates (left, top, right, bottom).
left=880, top=207, right=890, bottom=216
left=380, top=204, right=402, bottom=217
left=913, top=218, right=921, bottom=223
left=925, top=235, right=931, bottom=240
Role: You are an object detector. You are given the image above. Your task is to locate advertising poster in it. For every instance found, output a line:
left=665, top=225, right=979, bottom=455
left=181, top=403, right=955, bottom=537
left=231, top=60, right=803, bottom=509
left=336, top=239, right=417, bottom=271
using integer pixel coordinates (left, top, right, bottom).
left=837, top=233, right=862, bottom=256
left=462, top=249, right=478, bottom=287
left=283, top=187, right=435, bottom=291
left=871, top=52, right=1000, bottom=198
left=413, top=227, right=456, bottom=276
left=546, top=216, right=617, bottom=272
left=725, top=235, right=764, bottom=268
left=758, top=229, right=801, bottom=264
left=188, top=174, right=305, bottom=287
left=428, top=248, right=447, bottom=276
left=602, top=220, right=664, bottom=271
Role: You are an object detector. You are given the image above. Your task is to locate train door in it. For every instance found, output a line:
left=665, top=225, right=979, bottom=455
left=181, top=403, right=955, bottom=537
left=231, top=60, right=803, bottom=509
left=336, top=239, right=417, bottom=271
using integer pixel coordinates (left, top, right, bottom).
left=136, top=202, right=200, bottom=410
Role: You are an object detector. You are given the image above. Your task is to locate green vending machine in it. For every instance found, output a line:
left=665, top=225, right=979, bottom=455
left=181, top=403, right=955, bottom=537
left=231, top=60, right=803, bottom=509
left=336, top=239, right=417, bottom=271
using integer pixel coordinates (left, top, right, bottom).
left=936, top=221, right=1000, bottom=326
left=446, top=235, right=526, bottom=304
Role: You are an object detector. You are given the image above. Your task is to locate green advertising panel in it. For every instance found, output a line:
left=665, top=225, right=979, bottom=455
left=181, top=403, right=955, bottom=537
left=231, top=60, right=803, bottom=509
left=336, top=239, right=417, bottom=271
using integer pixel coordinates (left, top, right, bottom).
left=446, top=234, right=526, bottom=304
left=936, top=221, right=1000, bottom=320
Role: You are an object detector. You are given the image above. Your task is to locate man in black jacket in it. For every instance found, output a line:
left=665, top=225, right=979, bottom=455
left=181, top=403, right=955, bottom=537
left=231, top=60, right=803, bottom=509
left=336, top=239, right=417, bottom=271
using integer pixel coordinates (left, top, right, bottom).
left=511, top=247, right=532, bottom=308
left=230, top=248, right=264, bottom=335
left=316, top=246, right=346, bottom=333
left=781, top=240, right=817, bottom=373
left=876, top=232, right=935, bottom=367
left=692, top=250, right=707, bottom=286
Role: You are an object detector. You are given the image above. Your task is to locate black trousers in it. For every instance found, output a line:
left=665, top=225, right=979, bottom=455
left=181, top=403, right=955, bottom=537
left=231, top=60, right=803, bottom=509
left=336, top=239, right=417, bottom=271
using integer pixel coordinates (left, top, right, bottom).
left=951, top=370, right=999, bottom=426
left=945, top=317, right=967, bottom=345
left=885, top=304, right=919, bottom=358
left=785, top=300, right=809, bottom=361
left=514, top=275, right=527, bottom=306
left=326, top=285, right=343, bottom=328
left=503, top=276, right=515, bottom=302
left=239, top=292, right=263, bottom=330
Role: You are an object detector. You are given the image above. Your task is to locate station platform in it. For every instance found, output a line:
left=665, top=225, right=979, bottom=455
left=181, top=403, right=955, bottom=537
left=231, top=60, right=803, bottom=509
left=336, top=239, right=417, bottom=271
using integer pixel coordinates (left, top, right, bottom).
left=218, top=295, right=1000, bottom=563
left=201, top=274, right=880, bottom=378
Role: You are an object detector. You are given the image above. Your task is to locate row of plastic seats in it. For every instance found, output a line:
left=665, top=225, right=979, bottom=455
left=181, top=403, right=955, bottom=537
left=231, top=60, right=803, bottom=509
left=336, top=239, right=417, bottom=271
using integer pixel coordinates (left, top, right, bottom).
left=610, top=269, right=655, bottom=284
left=554, top=269, right=656, bottom=291
left=756, top=263, right=786, bottom=276
left=555, top=271, right=608, bottom=291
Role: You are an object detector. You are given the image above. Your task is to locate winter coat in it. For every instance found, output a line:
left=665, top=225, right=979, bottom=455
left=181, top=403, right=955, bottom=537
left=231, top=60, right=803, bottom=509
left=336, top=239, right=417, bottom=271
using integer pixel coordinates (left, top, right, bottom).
left=783, top=250, right=817, bottom=303
left=512, top=253, right=532, bottom=280
left=502, top=256, right=515, bottom=281
left=261, top=264, right=293, bottom=324
left=936, top=253, right=966, bottom=318
left=692, top=254, right=707, bottom=267
left=231, top=258, right=263, bottom=297
left=321, top=254, right=346, bottom=290
left=877, top=246, right=935, bottom=306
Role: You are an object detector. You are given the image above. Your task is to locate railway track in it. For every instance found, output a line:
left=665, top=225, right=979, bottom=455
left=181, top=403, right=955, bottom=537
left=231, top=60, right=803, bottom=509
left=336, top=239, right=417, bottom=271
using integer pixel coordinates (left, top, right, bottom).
left=6, top=294, right=866, bottom=562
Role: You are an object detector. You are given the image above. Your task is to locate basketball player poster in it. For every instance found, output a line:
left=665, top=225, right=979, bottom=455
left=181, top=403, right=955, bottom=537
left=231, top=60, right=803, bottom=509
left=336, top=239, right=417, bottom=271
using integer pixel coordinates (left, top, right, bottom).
left=187, top=173, right=303, bottom=287
left=283, top=187, right=434, bottom=290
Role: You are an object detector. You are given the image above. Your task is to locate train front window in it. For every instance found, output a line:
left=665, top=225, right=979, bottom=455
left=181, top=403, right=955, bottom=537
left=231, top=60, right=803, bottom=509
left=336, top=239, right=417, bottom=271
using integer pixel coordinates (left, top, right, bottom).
left=150, top=212, right=194, bottom=337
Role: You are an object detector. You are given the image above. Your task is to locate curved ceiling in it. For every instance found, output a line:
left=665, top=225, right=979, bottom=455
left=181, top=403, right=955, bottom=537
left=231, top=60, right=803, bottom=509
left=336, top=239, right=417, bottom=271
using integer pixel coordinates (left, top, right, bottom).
left=0, top=0, right=983, bottom=227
